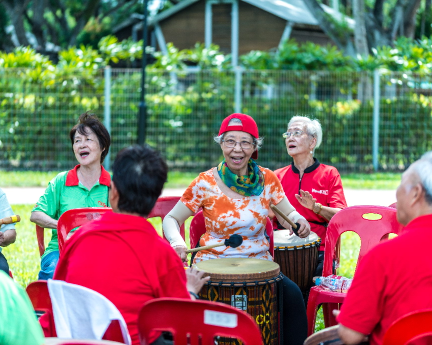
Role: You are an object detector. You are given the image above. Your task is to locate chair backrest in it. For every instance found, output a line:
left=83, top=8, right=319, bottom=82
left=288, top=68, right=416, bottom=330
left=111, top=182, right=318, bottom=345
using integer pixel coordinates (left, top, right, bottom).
left=323, top=205, right=404, bottom=276
left=26, top=280, right=126, bottom=344
left=44, top=339, right=124, bottom=344
left=189, top=210, right=274, bottom=256
left=147, top=196, right=184, bottom=240
left=138, top=298, right=263, bottom=345
left=36, top=224, right=46, bottom=257
left=383, top=310, right=432, bottom=345
left=57, top=208, right=112, bottom=253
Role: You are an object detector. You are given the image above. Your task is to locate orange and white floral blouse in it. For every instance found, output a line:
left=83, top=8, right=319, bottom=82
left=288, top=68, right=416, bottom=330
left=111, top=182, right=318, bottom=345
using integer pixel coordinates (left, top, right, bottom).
left=181, top=166, right=285, bottom=263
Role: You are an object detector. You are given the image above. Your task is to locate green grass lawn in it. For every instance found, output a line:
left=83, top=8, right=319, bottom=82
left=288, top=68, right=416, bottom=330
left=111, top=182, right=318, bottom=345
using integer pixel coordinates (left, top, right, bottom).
left=5, top=204, right=364, bottom=333
left=0, top=170, right=401, bottom=189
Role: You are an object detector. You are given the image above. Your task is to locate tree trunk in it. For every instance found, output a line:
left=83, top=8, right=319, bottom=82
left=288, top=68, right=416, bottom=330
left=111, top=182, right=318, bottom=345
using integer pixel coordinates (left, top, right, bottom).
left=3, top=0, right=31, bottom=47
left=32, top=0, right=47, bottom=49
left=403, top=0, right=423, bottom=38
left=68, top=0, right=101, bottom=46
left=353, top=0, right=368, bottom=56
left=426, top=0, right=432, bottom=36
left=303, top=0, right=356, bottom=56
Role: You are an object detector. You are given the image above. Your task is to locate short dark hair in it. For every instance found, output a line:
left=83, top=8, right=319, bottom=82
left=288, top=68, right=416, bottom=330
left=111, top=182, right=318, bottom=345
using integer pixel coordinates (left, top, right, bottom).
left=70, top=112, right=111, bottom=163
left=112, top=145, right=168, bottom=216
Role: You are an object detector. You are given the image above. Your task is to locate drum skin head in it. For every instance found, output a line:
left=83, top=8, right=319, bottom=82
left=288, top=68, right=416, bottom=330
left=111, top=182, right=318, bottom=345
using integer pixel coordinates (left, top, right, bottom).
left=195, top=258, right=280, bottom=282
left=274, top=230, right=320, bottom=248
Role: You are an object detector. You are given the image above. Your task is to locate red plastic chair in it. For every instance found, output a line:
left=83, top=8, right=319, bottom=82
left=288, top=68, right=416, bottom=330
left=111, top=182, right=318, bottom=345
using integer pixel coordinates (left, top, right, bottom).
left=138, top=297, right=263, bottom=345
left=26, top=280, right=125, bottom=343
left=45, top=338, right=124, bottom=344
left=189, top=210, right=274, bottom=256
left=56, top=208, right=112, bottom=254
left=383, top=310, right=432, bottom=345
left=36, top=208, right=112, bottom=256
left=306, top=205, right=405, bottom=335
left=147, top=196, right=185, bottom=240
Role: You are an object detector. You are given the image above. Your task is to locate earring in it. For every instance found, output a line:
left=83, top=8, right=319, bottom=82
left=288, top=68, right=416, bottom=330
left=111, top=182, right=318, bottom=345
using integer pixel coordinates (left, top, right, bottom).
left=310, top=151, right=313, bottom=154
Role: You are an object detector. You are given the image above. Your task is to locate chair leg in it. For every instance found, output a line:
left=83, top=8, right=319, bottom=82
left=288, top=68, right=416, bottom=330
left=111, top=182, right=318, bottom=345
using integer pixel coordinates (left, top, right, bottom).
left=323, top=303, right=339, bottom=328
left=306, top=289, right=320, bottom=336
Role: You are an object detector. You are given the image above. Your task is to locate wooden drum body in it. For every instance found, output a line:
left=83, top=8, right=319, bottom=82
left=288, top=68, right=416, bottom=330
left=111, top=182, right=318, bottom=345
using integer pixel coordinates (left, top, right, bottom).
left=273, top=231, right=321, bottom=296
left=195, top=258, right=283, bottom=345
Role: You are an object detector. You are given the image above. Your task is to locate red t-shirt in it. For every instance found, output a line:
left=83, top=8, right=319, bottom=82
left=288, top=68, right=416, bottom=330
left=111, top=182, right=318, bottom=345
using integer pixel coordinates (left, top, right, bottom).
left=53, top=212, right=190, bottom=345
left=337, top=214, right=432, bottom=345
left=274, top=160, right=347, bottom=250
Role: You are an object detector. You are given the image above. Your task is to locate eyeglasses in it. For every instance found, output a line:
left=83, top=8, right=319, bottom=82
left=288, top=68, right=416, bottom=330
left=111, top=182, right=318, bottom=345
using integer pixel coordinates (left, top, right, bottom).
left=282, top=130, right=304, bottom=139
left=223, top=139, right=253, bottom=149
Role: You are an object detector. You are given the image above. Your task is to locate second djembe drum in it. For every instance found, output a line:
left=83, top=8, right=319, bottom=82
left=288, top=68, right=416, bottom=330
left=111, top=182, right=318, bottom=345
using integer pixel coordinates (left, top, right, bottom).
left=195, top=258, right=283, bottom=345
left=273, top=231, right=321, bottom=297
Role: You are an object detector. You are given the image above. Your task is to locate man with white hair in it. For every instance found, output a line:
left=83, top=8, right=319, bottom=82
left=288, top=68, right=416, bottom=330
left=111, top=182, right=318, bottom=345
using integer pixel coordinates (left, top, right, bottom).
left=336, top=152, right=432, bottom=345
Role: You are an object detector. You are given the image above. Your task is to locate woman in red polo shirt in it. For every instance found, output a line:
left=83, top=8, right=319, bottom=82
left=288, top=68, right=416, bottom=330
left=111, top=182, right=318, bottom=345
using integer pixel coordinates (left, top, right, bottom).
left=274, top=116, right=347, bottom=277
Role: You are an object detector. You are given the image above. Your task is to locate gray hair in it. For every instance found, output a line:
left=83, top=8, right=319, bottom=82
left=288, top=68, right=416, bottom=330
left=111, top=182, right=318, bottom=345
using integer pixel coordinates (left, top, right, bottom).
left=288, top=116, right=323, bottom=155
left=214, top=118, right=263, bottom=150
left=413, top=151, right=432, bottom=204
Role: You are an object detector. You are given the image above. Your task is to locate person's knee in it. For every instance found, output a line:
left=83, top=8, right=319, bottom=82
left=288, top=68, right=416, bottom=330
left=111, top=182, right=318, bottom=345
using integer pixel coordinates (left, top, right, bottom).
left=282, top=275, right=305, bottom=307
left=38, top=251, right=60, bottom=280
left=0, top=253, right=9, bottom=274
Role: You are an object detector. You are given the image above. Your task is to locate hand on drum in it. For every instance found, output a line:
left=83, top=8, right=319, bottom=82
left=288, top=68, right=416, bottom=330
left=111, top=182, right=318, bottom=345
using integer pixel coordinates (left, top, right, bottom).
left=185, top=266, right=210, bottom=295
left=173, top=245, right=188, bottom=263
left=295, top=189, right=317, bottom=210
left=295, top=218, right=311, bottom=238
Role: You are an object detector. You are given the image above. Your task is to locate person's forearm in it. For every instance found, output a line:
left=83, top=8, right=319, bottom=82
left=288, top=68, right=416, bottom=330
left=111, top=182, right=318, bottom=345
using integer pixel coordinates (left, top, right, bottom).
left=30, top=211, right=58, bottom=229
left=162, top=201, right=194, bottom=248
left=338, top=324, right=368, bottom=344
left=312, top=205, right=341, bottom=221
left=274, top=197, right=306, bottom=228
left=0, top=230, right=16, bottom=247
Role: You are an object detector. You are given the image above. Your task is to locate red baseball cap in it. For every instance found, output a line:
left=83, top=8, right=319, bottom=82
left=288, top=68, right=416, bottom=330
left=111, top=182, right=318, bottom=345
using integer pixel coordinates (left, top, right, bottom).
left=218, top=113, right=259, bottom=159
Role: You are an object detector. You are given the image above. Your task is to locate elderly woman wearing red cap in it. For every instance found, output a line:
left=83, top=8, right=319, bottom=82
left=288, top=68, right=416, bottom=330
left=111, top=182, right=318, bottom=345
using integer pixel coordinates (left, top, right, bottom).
left=163, top=113, right=310, bottom=345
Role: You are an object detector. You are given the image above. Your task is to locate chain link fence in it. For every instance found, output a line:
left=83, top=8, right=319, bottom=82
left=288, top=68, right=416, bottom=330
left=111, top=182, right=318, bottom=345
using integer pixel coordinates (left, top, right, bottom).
left=0, top=68, right=431, bottom=172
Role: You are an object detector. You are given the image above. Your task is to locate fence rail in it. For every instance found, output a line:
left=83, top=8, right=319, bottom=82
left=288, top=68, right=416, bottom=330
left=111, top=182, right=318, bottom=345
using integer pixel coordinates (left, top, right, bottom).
left=0, top=68, right=431, bottom=172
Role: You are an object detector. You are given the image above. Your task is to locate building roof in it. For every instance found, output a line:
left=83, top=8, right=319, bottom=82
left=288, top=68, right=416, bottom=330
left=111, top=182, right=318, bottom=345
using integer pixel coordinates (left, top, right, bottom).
left=148, top=0, right=355, bottom=28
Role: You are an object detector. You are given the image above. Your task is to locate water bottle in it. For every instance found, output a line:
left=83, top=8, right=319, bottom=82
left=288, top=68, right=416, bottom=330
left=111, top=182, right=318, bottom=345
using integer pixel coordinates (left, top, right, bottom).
left=315, top=275, right=352, bottom=293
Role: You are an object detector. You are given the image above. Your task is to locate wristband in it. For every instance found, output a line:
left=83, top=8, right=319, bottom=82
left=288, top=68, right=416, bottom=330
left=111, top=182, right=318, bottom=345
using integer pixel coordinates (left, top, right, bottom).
left=189, top=291, right=200, bottom=299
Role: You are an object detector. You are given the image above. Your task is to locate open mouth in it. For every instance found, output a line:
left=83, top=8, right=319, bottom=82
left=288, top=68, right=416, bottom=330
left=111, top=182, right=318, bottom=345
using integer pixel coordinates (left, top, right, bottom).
left=230, top=156, right=244, bottom=164
left=80, top=151, right=90, bottom=158
left=288, top=144, right=297, bottom=149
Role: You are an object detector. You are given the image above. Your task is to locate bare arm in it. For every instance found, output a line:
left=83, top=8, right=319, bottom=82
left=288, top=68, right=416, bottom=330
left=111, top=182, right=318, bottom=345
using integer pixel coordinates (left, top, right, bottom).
left=162, top=201, right=194, bottom=262
left=333, top=310, right=368, bottom=344
left=274, top=196, right=311, bottom=237
left=0, top=229, right=16, bottom=247
left=338, top=324, right=368, bottom=344
left=295, top=189, right=341, bottom=221
left=30, top=211, right=58, bottom=229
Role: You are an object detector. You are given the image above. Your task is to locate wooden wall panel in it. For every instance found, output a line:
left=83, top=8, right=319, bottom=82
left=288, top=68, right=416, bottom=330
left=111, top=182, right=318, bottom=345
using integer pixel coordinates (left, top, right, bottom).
left=212, top=4, right=232, bottom=54
left=238, top=1, right=286, bottom=54
left=159, top=1, right=206, bottom=50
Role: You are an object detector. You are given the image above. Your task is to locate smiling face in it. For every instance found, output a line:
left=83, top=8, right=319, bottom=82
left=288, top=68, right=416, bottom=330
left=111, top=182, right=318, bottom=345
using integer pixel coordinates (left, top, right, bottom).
left=285, top=121, right=316, bottom=158
left=220, top=131, right=255, bottom=175
left=73, top=126, right=103, bottom=166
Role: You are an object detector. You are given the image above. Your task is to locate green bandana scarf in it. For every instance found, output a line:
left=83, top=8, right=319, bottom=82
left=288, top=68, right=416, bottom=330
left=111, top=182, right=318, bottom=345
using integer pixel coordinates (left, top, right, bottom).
left=217, top=159, right=264, bottom=196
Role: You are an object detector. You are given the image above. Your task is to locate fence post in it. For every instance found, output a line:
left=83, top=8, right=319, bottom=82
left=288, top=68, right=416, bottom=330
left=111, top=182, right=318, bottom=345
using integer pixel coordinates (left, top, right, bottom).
left=373, top=69, right=380, bottom=172
left=234, top=67, right=242, bottom=113
left=104, top=66, right=111, bottom=171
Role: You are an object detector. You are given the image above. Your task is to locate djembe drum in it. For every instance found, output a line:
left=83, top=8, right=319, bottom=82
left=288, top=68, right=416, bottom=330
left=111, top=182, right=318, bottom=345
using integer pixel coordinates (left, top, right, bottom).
left=195, top=258, right=283, bottom=345
left=273, top=231, right=321, bottom=297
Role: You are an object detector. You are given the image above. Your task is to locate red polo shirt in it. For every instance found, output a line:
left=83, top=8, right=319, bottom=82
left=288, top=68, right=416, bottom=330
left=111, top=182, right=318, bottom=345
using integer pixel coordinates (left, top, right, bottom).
left=274, top=159, right=347, bottom=250
left=53, top=212, right=190, bottom=345
left=338, top=214, right=432, bottom=345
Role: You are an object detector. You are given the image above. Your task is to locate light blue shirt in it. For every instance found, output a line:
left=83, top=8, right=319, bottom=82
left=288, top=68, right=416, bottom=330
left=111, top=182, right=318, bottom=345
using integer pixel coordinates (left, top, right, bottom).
left=0, top=189, right=15, bottom=252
